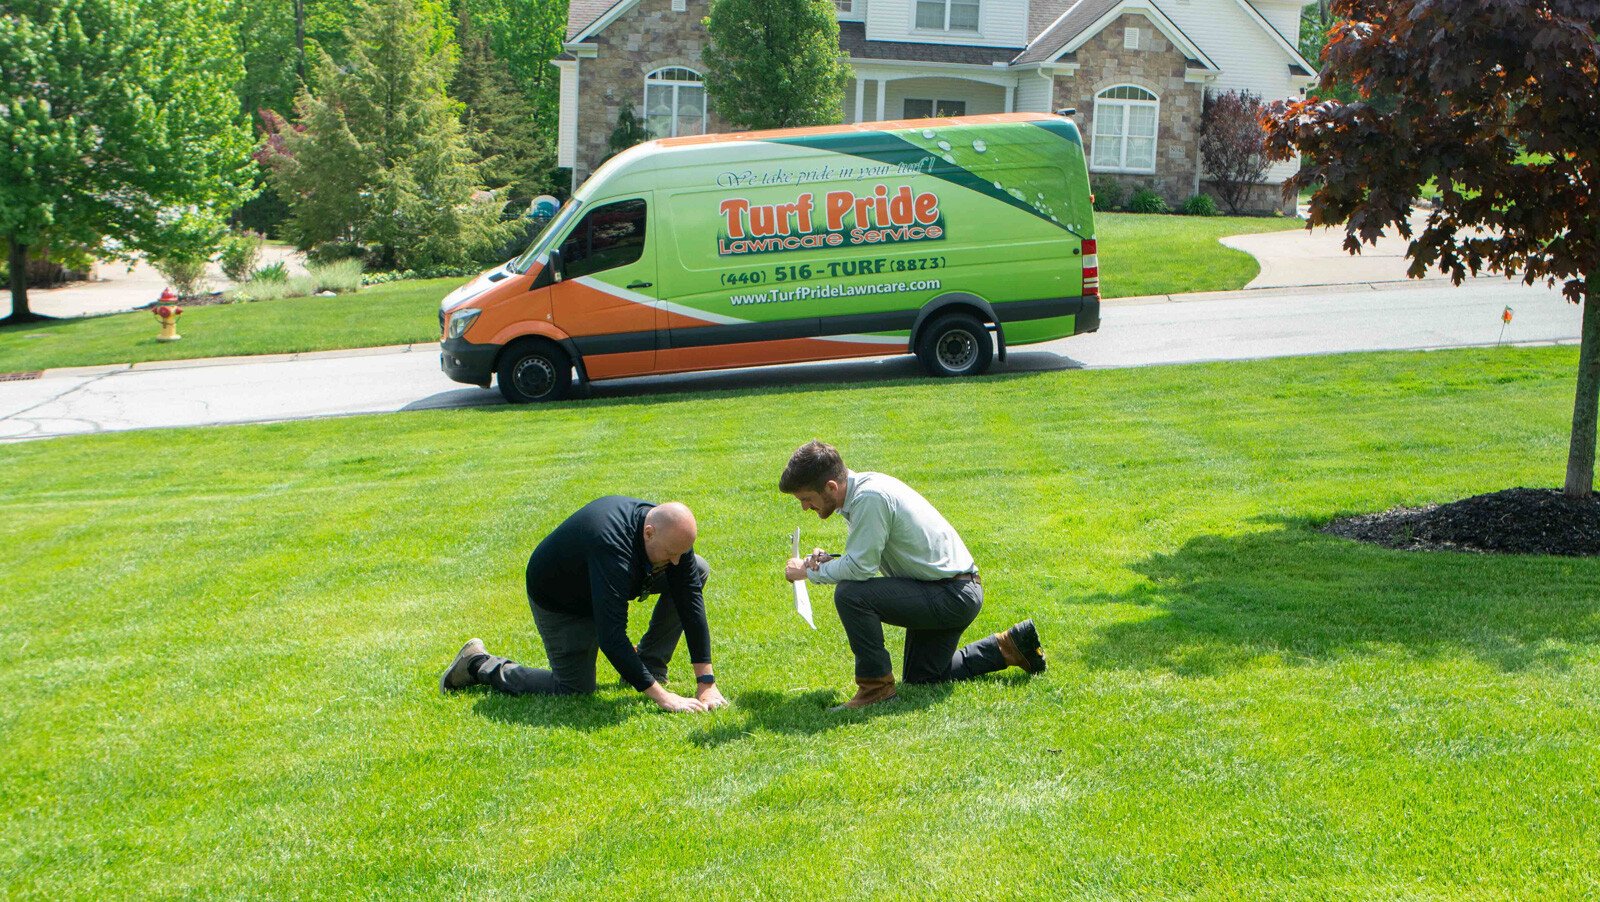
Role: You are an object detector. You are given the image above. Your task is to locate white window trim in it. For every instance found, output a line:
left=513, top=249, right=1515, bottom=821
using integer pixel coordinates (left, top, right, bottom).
left=911, top=0, right=981, bottom=34
left=642, top=67, right=707, bottom=139
left=1090, top=85, right=1160, bottom=174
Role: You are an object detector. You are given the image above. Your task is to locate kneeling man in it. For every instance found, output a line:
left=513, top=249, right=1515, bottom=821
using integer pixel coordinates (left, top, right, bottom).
left=781, top=441, right=1045, bottom=710
left=441, top=497, right=727, bottom=713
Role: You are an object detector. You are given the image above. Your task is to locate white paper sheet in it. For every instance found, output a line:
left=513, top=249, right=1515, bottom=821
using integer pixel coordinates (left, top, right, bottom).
left=790, top=527, right=816, bottom=629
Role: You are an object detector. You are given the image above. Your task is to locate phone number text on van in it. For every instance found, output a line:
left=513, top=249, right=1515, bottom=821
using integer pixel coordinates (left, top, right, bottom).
left=720, top=256, right=947, bottom=287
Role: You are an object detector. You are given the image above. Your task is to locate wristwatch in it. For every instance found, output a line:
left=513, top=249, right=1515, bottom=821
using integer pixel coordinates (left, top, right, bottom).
left=696, top=673, right=717, bottom=685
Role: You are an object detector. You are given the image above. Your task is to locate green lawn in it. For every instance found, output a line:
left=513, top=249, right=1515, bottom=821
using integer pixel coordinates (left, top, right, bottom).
left=1097, top=211, right=1302, bottom=298
left=1, top=214, right=1302, bottom=374
left=2, top=346, right=1596, bottom=898
left=0, top=277, right=459, bottom=373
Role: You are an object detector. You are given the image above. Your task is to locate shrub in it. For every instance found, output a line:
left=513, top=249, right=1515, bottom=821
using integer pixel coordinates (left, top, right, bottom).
left=362, top=264, right=483, bottom=286
left=252, top=261, right=288, bottom=282
left=1128, top=188, right=1171, bottom=214
left=307, top=241, right=367, bottom=265
left=1091, top=180, right=1124, bottom=212
left=218, top=232, right=264, bottom=282
left=1180, top=193, right=1220, bottom=216
left=285, top=274, right=318, bottom=298
left=152, top=255, right=212, bottom=298
left=308, top=258, right=363, bottom=293
left=1200, top=89, right=1271, bottom=215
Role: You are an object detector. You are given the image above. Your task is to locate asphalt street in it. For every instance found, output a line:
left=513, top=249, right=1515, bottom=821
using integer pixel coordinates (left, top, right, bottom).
left=0, top=278, right=1581, bottom=443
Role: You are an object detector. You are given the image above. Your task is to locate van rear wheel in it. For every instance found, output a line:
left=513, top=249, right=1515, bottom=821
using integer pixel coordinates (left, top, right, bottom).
left=917, top=313, right=993, bottom=378
left=497, top=340, right=572, bottom=403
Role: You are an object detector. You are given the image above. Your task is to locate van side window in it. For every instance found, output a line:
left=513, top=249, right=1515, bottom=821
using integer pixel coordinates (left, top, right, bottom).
left=559, top=199, right=647, bottom=279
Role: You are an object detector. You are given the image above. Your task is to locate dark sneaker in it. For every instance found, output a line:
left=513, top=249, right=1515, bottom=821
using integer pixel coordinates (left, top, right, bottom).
left=439, top=638, right=486, bottom=693
left=1002, top=620, right=1047, bottom=674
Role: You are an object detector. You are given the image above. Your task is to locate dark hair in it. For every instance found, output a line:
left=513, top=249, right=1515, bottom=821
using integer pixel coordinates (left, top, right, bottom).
left=780, top=440, right=846, bottom=494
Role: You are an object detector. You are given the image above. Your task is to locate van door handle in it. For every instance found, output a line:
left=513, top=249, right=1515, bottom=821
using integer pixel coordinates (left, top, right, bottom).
left=627, top=280, right=653, bottom=289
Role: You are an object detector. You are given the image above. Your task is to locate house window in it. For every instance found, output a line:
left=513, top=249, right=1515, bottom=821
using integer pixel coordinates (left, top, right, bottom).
left=915, top=0, right=979, bottom=32
left=644, top=67, right=707, bottom=139
left=1125, top=26, right=1140, bottom=50
left=1091, top=85, right=1159, bottom=172
left=904, top=98, right=967, bottom=118
left=834, top=0, right=854, bottom=12
left=671, top=0, right=685, bottom=10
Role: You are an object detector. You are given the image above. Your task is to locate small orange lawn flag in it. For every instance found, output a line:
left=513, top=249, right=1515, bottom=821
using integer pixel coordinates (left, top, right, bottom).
left=1499, top=306, right=1513, bottom=345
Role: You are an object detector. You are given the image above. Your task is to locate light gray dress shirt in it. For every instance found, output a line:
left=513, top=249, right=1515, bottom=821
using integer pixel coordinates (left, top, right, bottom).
left=807, top=470, right=976, bottom=584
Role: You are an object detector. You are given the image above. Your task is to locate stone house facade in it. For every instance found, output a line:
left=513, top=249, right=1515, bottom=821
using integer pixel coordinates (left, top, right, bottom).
left=556, top=0, right=1316, bottom=213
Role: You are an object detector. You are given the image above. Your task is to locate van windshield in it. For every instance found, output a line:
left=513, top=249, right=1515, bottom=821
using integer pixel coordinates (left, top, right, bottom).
left=507, top=199, right=584, bottom=274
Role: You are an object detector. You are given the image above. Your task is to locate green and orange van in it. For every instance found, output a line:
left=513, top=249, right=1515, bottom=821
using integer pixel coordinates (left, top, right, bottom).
left=439, top=111, right=1100, bottom=402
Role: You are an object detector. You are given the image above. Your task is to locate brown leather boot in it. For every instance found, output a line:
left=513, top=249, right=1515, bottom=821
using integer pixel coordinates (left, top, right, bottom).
left=830, top=675, right=897, bottom=711
left=995, top=619, right=1047, bottom=674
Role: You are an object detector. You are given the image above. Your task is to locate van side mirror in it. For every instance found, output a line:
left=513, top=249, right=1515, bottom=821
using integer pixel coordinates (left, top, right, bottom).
left=546, top=248, right=564, bottom=282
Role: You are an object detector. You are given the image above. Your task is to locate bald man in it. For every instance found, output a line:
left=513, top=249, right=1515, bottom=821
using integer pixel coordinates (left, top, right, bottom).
left=440, top=496, right=726, bottom=713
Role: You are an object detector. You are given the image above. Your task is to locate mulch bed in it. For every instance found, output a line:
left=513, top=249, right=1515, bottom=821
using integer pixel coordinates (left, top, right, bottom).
left=1324, top=487, right=1600, bottom=556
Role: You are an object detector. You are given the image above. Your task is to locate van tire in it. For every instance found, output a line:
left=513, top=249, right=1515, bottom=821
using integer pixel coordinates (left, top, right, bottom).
left=497, top=340, right=572, bottom=403
left=916, top=313, right=993, bottom=377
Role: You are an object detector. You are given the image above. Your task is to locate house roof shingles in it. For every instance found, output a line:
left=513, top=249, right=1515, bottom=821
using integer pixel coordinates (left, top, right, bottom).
left=1012, top=0, right=1124, bottom=65
left=838, top=22, right=1019, bottom=66
left=567, top=0, right=623, bottom=40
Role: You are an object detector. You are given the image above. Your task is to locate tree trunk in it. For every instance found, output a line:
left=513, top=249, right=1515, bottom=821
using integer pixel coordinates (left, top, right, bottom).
left=1565, top=276, right=1600, bottom=497
left=3, top=240, right=38, bottom=326
left=294, top=0, right=306, bottom=85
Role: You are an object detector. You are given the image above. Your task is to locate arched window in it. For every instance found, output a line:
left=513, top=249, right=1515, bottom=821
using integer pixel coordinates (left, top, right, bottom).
left=644, top=67, right=707, bottom=139
left=1091, top=85, right=1159, bottom=173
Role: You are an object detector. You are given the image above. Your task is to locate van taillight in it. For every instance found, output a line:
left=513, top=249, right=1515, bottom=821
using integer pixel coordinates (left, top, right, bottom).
left=1081, top=238, right=1099, bottom=297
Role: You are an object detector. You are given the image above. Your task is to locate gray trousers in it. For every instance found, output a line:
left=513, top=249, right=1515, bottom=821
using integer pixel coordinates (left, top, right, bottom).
left=833, top=576, right=1007, bottom=683
left=471, top=555, right=707, bottom=695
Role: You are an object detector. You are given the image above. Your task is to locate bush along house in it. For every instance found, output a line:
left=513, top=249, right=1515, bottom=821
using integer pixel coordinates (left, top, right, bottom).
left=553, top=0, right=1316, bottom=213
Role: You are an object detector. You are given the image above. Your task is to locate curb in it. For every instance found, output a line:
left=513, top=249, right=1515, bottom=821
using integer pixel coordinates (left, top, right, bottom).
left=36, top=343, right=430, bottom=379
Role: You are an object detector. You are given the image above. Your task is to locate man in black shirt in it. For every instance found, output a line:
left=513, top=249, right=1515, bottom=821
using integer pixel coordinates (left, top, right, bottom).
left=440, top=497, right=726, bottom=713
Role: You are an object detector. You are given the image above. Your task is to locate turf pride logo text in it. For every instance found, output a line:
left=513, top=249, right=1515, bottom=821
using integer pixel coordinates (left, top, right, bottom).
left=717, top=184, right=945, bottom=256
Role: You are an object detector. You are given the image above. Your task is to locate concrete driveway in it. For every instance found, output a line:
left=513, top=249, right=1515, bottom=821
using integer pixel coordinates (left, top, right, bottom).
left=12, top=246, right=308, bottom=319
left=1, top=277, right=1580, bottom=443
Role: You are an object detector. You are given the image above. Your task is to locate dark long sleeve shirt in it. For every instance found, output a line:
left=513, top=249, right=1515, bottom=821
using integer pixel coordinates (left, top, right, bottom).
left=524, top=496, right=712, bottom=691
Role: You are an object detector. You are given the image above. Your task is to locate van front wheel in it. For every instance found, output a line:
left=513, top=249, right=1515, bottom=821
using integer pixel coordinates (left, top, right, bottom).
left=497, top=340, right=572, bottom=403
left=917, top=313, right=993, bottom=378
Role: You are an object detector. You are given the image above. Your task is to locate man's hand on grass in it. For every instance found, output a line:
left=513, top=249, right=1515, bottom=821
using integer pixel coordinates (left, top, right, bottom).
left=645, top=682, right=707, bottom=713
left=696, top=682, right=728, bottom=710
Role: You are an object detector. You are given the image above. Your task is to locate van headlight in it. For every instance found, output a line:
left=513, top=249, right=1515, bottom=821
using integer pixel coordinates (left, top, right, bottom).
left=447, top=308, right=481, bottom=340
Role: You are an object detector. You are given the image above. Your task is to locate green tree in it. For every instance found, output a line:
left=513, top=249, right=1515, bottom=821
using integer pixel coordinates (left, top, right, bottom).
left=0, top=0, right=257, bottom=324
left=1265, top=0, right=1600, bottom=497
left=701, top=0, right=850, bottom=130
left=452, top=7, right=559, bottom=210
left=263, top=0, right=509, bottom=270
left=457, top=0, right=566, bottom=135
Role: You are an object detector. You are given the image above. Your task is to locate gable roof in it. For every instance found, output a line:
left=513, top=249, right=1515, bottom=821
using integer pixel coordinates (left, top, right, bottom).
left=568, top=0, right=626, bottom=41
left=1013, top=0, right=1121, bottom=65
left=1014, top=0, right=1217, bottom=68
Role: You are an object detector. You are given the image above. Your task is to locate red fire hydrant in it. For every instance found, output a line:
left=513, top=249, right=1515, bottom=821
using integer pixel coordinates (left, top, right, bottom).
left=153, top=288, right=183, bottom=342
